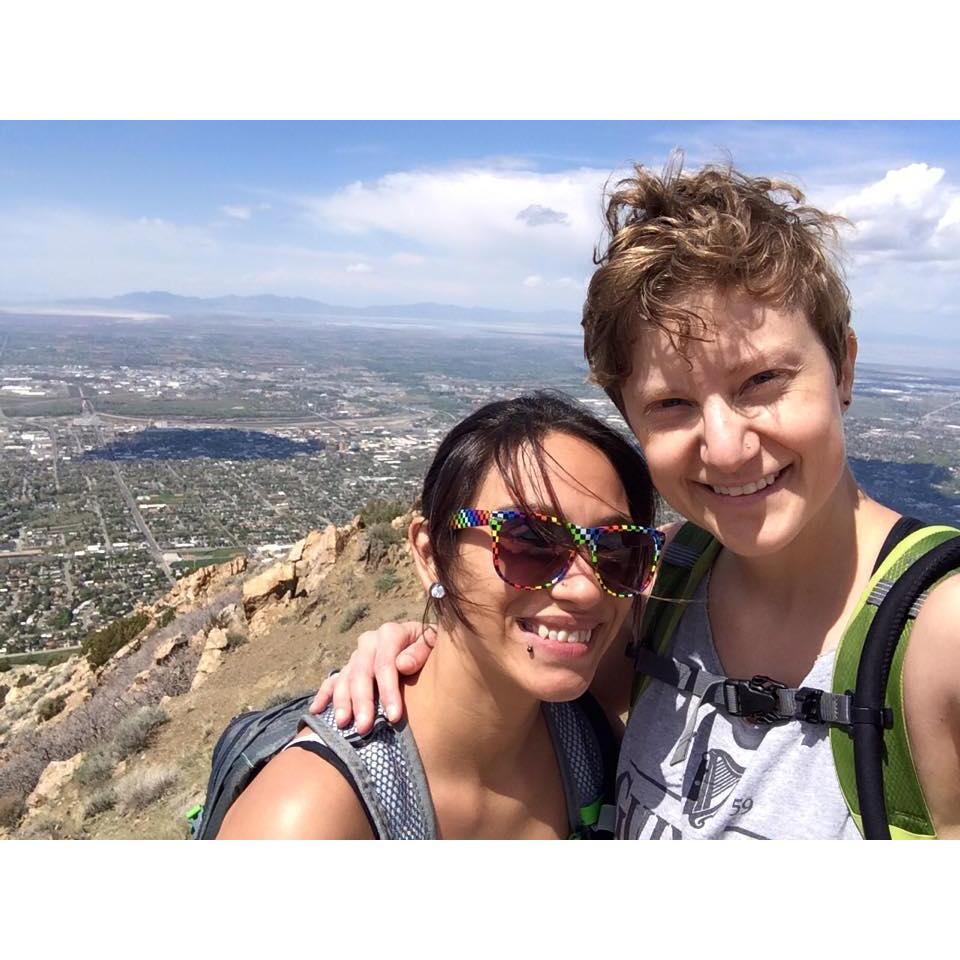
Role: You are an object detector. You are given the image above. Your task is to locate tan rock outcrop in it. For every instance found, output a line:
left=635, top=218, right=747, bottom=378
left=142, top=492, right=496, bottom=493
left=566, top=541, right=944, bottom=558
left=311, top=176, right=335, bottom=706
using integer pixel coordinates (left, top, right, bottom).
left=153, top=632, right=187, bottom=665
left=189, top=626, right=231, bottom=691
left=242, top=561, right=297, bottom=618
left=27, top=753, right=84, bottom=808
left=160, top=554, right=248, bottom=610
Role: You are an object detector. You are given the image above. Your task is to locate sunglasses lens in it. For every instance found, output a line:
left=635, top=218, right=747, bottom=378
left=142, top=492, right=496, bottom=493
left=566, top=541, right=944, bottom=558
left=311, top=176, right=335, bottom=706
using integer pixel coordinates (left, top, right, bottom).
left=594, top=529, right=657, bottom=595
left=497, top=516, right=572, bottom=587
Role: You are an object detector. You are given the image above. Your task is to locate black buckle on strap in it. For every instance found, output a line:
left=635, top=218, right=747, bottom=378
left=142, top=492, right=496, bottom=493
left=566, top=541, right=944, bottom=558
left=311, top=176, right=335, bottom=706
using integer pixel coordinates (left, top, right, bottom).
left=793, top=687, right=825, bottom=723
left=724, top=675, right=787, bottom=724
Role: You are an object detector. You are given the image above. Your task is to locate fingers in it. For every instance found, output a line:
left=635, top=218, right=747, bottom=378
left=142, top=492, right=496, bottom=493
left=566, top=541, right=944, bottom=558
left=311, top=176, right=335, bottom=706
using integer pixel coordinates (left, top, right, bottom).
left=309, top=672, right=338, bottom=714
left=331, top=658, right=357, bottom=729
left=370, top=621, right=419, bottom=722
left=396, top=625, right=438, bottom=676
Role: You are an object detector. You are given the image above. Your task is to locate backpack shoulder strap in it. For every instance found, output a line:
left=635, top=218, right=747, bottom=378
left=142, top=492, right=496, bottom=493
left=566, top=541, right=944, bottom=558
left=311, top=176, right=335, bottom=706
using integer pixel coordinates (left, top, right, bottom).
left=629, top=522, right=720, bottom=711
left=542, top=697, right=616, bottom=837
left=302, top=704, right=438, bottom=839
left=831, top=523, right=960, bottom=840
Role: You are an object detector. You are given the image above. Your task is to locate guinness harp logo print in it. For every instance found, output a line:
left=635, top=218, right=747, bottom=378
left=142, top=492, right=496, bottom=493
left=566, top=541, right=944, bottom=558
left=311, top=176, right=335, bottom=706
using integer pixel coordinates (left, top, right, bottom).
left=688, top=749, right=745, bottom=828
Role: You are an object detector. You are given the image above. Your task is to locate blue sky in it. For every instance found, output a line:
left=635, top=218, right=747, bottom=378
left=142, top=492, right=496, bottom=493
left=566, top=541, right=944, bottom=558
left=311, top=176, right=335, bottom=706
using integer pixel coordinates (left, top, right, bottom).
left=1, top=121, right=959, bottom=364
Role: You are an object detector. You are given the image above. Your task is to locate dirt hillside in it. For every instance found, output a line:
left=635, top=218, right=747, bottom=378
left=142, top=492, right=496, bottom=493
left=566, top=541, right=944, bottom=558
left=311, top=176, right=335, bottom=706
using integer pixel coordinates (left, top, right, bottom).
left=0, top=513, right=423, bottom=839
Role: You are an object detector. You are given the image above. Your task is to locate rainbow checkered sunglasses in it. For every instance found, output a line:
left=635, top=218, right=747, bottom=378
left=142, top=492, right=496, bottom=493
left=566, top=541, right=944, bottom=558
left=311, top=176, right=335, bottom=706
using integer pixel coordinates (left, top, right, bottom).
left=451, top=508, right=664, bottom=598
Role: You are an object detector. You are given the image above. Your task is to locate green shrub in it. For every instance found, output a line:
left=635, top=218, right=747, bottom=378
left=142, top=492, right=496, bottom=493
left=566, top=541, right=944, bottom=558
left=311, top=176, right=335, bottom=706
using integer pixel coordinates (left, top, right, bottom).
left=0, top=659, right=12, bottom=673
left=375, top=569, right=400, bottom=595
left=82, top=612, right=150, bottom=668
left=360, top=499, right=407, bottom=525
left=338, top=603, right=370, bottom=634
left=0, top=793, right=26, bottom=830
left=77, top=745, right=117, bottom=787
left=37, top=693, right=67, bottom=722
left=112, top=705, right=169, bottom=759
left=84, top=785, right=117, bottom=818
left=367, top=522, right=402, bottom=546
left=156, top=607, right=175, bottom=628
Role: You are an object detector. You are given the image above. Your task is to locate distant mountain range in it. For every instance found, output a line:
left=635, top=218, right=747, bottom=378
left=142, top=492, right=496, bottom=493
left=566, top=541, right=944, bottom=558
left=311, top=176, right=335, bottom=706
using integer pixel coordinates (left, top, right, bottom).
left=32, top=291, right=582, bottom=330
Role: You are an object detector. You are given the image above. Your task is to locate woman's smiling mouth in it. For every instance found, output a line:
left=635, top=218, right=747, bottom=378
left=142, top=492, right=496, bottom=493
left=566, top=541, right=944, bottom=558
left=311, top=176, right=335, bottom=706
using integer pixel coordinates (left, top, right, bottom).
left=702, top=466, right=790, bottom=499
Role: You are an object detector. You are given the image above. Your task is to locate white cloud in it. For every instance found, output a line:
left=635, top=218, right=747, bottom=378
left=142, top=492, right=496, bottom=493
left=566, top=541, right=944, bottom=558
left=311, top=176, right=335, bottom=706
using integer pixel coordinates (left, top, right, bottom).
left=389, top=252, right=426, bottom=266
left=522, top=274, right=543, bottom=288
left=832, top=163, right=960, bottom=262
left=346, top=262, right=373, bottom=273
left=221, top=204, right=252, bottom=220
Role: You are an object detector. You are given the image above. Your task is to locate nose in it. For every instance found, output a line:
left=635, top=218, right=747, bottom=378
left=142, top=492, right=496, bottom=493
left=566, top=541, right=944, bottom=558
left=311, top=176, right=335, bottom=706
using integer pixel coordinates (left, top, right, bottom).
left=699, top=396, right=759, bottom=474
left=550, top=550, right=606, bottom=605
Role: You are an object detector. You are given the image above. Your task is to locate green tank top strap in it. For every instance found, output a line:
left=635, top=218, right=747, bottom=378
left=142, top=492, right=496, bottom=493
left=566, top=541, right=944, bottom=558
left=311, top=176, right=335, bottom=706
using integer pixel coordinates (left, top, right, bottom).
left=830, top=524, right=960, bottom=841
left=630, top=522, right=719, bottom=711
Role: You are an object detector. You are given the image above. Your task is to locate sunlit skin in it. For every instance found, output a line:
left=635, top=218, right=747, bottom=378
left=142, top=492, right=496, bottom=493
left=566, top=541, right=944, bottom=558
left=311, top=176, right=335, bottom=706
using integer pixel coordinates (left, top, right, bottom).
left=217, top=431, right=637, bottom=839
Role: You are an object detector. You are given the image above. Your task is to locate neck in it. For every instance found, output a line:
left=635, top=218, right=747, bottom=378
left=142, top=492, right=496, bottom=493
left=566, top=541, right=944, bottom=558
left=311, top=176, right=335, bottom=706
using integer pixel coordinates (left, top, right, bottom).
left=403, top=625, right=543, bottom=781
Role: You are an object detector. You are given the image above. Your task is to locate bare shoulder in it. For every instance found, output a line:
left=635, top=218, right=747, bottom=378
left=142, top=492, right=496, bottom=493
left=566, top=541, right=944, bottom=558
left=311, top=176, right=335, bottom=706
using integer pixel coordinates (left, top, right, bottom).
left=215, top=740, right=374, bottom=840
left=902, top=572, right=960, bottom=838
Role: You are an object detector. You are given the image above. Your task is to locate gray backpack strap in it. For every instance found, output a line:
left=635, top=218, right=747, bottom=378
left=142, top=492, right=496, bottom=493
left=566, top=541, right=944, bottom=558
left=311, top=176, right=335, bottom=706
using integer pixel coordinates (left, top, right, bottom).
left=300, top=711, right=394, bottom=838
left=542, top=701, right=608, bottom=835
left=301, top=705, right=438, bottom=840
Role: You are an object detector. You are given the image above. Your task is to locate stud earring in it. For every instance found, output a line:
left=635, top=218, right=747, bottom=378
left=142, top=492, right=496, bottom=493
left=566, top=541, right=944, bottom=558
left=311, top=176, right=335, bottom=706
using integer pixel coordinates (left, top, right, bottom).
left=429, top=582, right=446, bottom=600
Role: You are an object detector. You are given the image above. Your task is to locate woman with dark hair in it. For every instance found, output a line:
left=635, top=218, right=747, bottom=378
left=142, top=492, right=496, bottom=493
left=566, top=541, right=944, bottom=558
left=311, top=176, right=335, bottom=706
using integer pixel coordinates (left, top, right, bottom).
left=216, top=392, right=659, bottom=839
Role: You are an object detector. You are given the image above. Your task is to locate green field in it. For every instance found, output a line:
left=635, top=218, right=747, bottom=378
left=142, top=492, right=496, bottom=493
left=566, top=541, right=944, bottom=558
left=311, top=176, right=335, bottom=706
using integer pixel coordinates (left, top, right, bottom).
left=0, top=645, right=81, bottom=667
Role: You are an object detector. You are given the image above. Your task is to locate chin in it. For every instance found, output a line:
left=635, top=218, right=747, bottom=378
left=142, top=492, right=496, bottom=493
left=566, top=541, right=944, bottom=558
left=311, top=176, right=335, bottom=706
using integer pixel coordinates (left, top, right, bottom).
left=527, top=666, right=593, bottom=704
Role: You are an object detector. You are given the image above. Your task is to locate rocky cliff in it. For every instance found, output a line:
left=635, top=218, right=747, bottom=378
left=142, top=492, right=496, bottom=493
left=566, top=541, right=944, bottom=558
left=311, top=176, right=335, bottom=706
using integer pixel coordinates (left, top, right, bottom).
left=0, top=513, right=422, bottom=839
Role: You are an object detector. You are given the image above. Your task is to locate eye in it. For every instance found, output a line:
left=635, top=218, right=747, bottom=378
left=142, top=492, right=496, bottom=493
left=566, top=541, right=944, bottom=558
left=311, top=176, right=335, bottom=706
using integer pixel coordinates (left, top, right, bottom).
left=648, top=397, right=690, bottom=413
left=743, top=370, right=781, bottom=390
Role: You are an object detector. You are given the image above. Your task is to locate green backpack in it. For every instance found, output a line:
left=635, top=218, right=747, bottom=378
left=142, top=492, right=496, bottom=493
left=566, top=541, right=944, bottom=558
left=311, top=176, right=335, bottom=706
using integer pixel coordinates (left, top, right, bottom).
left=628, top=519, right=960, bottom=840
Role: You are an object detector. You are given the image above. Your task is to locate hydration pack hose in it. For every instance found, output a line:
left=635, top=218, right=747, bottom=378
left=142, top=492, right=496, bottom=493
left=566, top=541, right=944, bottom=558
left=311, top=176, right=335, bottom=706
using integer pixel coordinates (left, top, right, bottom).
left=854, top=536, right=960, bottom=839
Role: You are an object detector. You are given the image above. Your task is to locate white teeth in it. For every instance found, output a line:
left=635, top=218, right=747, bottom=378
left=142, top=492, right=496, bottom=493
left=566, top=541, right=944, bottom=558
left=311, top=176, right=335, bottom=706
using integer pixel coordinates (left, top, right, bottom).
left=711, top=469, right=781, bottom=497
left=525, top=622, right=594, bottom=644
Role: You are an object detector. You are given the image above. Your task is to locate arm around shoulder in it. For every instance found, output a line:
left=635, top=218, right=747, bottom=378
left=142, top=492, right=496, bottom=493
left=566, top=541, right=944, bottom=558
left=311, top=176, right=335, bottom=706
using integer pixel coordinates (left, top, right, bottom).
left=215, top=745, right=374, bottom=840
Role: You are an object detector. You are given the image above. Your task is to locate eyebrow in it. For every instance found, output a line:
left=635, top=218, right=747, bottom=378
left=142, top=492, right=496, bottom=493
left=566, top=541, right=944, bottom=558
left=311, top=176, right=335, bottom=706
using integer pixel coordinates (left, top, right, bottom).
left=636, top=348, right=805, bottom=399
left=493, top=504, right=635, bottom=526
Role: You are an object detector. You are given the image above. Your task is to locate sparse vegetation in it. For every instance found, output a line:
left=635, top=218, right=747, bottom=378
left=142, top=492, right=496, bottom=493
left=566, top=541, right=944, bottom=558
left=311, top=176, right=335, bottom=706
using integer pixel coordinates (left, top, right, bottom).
left=226, top=631, right=248, bottom=649
left=0, top=793, right=26, bottom=830
left=76, top=745, right=117, bottom=787
left=83, top=785, right=117, bottom=818
left=112, top=705, right=170, bottom=759
left=360, top=499, right=407, bottom=525
left=367, top=522, right=402, bottom=545
left=375, top=568, right=400, bottom=595
left=156, top=607, right=176, bottom=628
left=117, top=765, right=179, bottom=812
left=82, top=612, right=150, bottom=668
left=338, top=603, right=370, bottom=634
left=0, top=659, right=12, bottom=673
left=37, top=694, right=67, bottom=722
left=260, top=688, right=314, bottom=711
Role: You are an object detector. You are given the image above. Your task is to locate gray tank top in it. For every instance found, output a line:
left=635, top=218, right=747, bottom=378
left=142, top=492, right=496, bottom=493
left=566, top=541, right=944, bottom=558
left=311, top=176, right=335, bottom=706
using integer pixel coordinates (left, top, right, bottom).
left=616, top=571, right=862, bottom=840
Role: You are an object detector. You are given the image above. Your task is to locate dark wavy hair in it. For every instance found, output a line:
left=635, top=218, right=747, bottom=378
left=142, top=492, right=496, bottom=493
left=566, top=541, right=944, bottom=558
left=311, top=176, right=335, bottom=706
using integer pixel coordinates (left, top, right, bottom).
left=418, top=391, right=657, bottom=628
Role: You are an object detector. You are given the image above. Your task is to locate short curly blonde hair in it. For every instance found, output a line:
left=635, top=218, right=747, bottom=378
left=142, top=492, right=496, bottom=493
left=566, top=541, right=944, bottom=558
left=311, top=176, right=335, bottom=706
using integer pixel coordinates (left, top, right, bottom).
left=582, top=156, right=852, bottom=413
